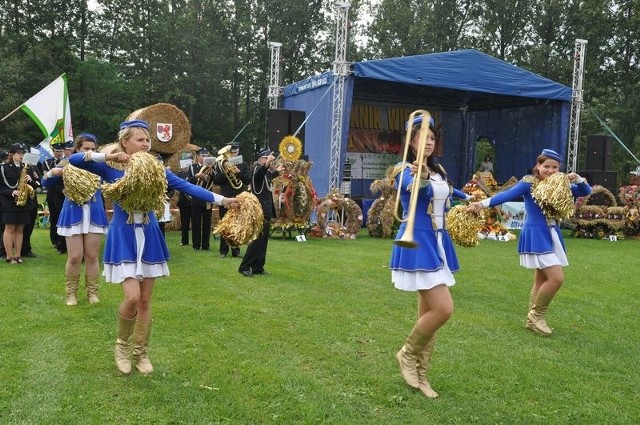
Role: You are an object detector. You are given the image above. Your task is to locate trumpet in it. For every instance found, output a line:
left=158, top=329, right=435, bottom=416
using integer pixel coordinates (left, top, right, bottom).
left=393, top=110, right=431, bottom=248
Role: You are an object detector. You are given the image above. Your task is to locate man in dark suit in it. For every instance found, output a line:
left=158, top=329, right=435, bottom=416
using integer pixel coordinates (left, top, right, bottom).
left=42, top=143, right=67, bottom=253
left=186, top=148, right=213, bottom=250
left=238, top=148, right=283, bottom=277
left=212, top=142, right=250, bottom=257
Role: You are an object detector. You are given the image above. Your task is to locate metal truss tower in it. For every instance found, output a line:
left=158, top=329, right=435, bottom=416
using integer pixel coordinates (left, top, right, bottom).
left=328, top=2, right=351, bottom=191
left=268, top=42, right=283, bottom=110
left=567, top=39, right=588, bottom=172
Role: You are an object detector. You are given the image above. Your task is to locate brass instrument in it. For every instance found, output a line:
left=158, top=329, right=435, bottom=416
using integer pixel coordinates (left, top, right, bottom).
left=195, top=157, right=216, bottom=191
left=392, top=110, right=431, bottom=248
left=215, top=145, right=243, bottom=190
left=16, top=163, right=35, bottom=207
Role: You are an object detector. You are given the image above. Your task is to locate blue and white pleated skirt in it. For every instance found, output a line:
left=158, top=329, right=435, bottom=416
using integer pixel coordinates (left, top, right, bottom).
left=103, top=212, right=170, bottom=284
left=57, top=204, right=109, bottom=237
left=519, top=225, right=568, bottom=269
left=392, top=231, right=456, bottom=292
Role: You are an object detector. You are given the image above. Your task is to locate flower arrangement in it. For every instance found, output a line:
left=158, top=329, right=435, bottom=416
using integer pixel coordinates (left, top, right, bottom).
left=271, top=159, right=317, bottom=235
left=619, top=185, right=640, bottom=208
left=575, top=185, right=617, bottom=208
left=315, top=189, right=363, bottom=239
left=366, top=167, right=397, bottom=238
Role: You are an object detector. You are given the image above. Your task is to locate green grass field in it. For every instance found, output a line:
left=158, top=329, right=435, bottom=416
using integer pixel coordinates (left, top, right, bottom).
left=0, top=228, right=638, bottom=424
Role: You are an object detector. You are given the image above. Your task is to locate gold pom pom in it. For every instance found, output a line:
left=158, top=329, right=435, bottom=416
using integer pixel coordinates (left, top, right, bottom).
left=447, top=205, right=486, bottom=247
left=214, top=192, right=264, bottom=246
left=101, top=152, right=167, bottom=222
left=279, top=136, right=303, bottom=161
left=63, top=164, right=101, bottom=205
left=532, top=173, right=575, bottom=220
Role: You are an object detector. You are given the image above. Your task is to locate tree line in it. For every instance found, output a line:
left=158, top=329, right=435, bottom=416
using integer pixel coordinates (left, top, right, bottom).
left=0, top=0, right=638, bottom=180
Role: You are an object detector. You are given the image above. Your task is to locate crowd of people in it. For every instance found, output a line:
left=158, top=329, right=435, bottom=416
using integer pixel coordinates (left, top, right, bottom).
left=1, top=113, right=591, bottom=400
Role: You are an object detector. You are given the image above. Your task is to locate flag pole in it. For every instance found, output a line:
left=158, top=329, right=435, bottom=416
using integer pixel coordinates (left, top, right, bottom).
left=0, top=104, right=24, bottom=122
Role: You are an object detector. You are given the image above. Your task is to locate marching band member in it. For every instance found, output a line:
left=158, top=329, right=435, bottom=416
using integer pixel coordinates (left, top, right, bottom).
left=70, top=119, right=238, bottom=375
left=212, top=142, right=250, bottom=257
left=467, top=149, right=591, bottom=335
left=42, top=133, right=109, bottom=306
left=187, top=148, right=213, bottom=251
left=43, top=143, right=67, bottom=253
left=391, top=115, right=471, bottom=399
left=238, top=148, right=283, bottom=277
left=0, top=143, right=38, bottom=264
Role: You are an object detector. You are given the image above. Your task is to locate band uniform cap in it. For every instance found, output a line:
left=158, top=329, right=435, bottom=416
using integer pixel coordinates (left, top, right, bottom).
left=0, top=150, right=8, bottom=160
left=230, top=142, right=240, bottom=151
left=541, top=148, right=563, bottom=163
left=9, top=143, right=25, bottom=153
left=405, top=115, right=436, bottom=131
left=197, top=147, right=209, bottom=156
left=52, top=143, right=64, bottom=151
left=255, top=147, right=272, bottom=160
left=119, top=119, right=150, bottom=131
left=63, top=141, right=75, bottom=149
left=77, top=132, right=98, bottom=144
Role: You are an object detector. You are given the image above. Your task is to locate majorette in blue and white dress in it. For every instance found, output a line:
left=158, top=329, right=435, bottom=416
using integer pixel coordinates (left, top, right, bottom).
left=41, top=171, right=109, bottom=237
left=480, top=175, right=591, bottom=269
left=390, top=163, right=471, bottom=292
left=69, top=152, right=228, bottom=284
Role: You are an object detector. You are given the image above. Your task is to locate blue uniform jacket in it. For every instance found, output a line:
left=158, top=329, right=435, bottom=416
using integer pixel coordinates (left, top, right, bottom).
left=487, top=177, right=591, bottom=255
left=390, top=163, right=468, bottom=273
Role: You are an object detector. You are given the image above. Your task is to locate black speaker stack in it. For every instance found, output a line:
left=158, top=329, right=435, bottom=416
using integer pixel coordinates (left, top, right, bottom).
left=579, top=135, right=617, bottom=192
left=267, top=109, right=305, bottom=154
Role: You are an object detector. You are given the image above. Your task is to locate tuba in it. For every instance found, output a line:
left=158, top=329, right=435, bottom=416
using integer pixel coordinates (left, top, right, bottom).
left=392, top=110, right=431, bottom=248
left=16, top=163, right=36, bottom=207
left=215, top=145, right=243, bottom=190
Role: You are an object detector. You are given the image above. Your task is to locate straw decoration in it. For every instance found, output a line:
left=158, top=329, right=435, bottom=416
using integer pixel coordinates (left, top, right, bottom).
left=62, top=164, right=101, bottom=206
left=446, top=205, right=486, bottom=247
left=532, top=173, right=575, bottom=220
left=214, top=192, right=264, bottom=246
left=101, top=151, right=167, bottom=223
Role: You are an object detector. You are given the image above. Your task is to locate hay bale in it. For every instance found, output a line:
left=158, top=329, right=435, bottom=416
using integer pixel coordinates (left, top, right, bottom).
left=127, top=103, right=191, bottom=154
left=165, top=152, right=183, bottom=173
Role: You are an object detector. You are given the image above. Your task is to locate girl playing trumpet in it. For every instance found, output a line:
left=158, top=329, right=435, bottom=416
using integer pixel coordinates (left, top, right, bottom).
left=391, top=114, right=471, bottom=398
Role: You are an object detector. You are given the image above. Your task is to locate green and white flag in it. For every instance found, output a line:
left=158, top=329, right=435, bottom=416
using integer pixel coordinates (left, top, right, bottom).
left=20, top=74, right=73, bottom=146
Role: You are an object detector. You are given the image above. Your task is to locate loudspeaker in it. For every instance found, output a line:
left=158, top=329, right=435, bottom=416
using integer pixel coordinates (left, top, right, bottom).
left=289, top=110, right=305, bottom=146
left=585, top=135, right=613, bottom=171
left=267, top=109, right=305, bottom=153
left=580, top=170, right=617, bottom=192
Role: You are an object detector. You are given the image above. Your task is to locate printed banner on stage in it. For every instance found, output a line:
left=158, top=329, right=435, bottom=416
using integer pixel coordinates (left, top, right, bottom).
left=347, top=103, right=443, bottom=156
left=347, top=152, right=399, bottom=180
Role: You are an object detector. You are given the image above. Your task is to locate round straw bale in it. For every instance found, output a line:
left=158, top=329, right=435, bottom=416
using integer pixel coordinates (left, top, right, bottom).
left=127, top=103, right=191, bottom=154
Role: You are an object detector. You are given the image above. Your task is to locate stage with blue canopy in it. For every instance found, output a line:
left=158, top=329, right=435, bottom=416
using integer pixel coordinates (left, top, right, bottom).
left=281, top=49, right=572, bottom=198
